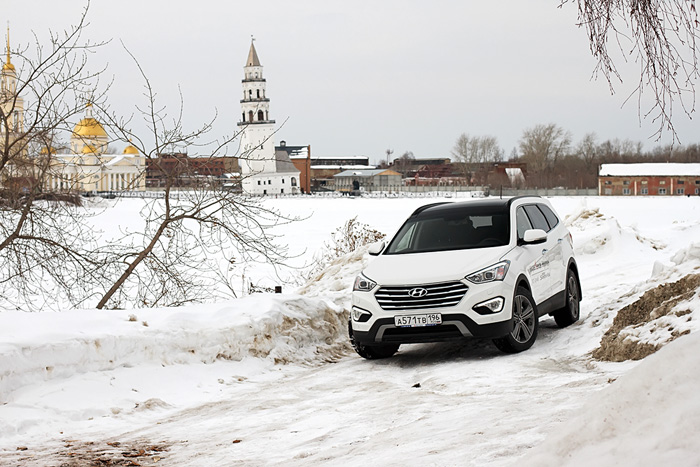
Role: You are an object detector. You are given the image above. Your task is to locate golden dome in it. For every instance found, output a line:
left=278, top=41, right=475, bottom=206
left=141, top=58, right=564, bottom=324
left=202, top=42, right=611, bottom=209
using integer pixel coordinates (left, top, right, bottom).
left=39, top=146, right=56, bottom=155
left=123, top=144, right=139, bottom=155
left=73, top=117, right=108, bottom=138
left=82, top=144, right=98, bottom=154
left=2, top=62, right=14, bottom=71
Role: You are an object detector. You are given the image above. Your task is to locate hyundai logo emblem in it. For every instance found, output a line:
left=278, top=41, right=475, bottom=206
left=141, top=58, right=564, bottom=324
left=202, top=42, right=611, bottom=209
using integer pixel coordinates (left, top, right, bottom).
left=408, top=287, right=428, bottom=298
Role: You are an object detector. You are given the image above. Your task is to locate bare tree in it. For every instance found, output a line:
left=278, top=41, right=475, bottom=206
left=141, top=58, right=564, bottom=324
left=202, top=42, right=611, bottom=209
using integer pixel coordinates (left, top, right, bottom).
left=0, top=2, right=112, bottom=311
left=577, top=132, right=599, bottom=173
left=564, top=0, right=700, bottom=141
left=519, top=124, right=572, bottom=187
left=1, top=3, right=297, bottom=312
left=392, top=150, right=415, bottom=177
left=451, top=134, right=504, bottom=185
left=93, top=48, right=296, bottom=309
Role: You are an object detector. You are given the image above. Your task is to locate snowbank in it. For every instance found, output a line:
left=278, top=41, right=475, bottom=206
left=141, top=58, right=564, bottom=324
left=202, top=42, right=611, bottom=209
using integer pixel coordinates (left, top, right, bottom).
left=522, top=332, right=700, bottom=467
left=0, top=294, right=347, bottom=404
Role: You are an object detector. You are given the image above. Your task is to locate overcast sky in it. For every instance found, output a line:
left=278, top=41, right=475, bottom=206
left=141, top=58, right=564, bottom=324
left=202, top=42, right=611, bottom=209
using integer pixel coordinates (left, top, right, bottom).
left=6, top=0, right=699, bottom=163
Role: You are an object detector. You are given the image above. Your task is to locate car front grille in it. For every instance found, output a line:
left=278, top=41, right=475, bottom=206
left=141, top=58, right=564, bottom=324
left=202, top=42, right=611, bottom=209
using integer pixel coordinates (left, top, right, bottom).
left=374, top=281, right=469, bottom=310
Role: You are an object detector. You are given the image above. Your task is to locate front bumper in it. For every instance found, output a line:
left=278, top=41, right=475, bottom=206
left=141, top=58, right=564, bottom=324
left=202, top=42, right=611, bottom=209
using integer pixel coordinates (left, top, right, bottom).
left=351, top=279, right=515, bottom=345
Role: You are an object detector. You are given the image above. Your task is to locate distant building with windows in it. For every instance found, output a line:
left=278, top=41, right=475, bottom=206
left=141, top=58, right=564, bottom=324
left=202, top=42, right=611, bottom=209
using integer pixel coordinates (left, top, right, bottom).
left=276, top=141, right=311, bottom=194
left=308, top=156, right=374, bottom=191
left=599, top=163, right=700, bottom=196
left=334, top=168, right=402, bottom=193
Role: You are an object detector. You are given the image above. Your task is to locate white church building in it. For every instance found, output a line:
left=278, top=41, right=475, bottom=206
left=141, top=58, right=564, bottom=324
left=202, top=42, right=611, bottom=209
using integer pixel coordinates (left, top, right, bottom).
left=238, top=41, right=300, bottom=195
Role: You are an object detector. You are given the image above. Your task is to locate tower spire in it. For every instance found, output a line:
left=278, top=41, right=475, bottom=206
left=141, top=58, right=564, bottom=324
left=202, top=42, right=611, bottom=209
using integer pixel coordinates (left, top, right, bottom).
left=246, top=38, right=261, bottom=67
left=3, top=23, right=14, bottom=72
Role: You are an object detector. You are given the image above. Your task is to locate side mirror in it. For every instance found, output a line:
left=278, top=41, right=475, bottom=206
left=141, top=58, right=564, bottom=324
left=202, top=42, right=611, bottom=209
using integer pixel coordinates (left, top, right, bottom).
left=522, top=229, right=547, bottom=245
left=368, top=241, right=386, bottom=256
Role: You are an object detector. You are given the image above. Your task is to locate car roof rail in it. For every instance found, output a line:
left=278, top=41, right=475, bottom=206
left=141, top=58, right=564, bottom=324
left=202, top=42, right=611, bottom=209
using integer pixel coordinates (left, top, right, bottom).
left=410, top=202, right=452, bottom=216
left=506, top=195, right=541, bottom=207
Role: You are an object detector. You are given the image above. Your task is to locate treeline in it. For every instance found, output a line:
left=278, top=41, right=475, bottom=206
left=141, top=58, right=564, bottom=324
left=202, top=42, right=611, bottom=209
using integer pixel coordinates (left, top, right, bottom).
left=453, top=124, right=700, bottom=189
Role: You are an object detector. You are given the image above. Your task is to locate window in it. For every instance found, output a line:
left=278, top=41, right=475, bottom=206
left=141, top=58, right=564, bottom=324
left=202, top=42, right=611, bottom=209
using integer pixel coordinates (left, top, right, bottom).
left=282, top=178, right=285, bottom=184
left=659, top=188, right=667, bottom=195
left=677, top=188, right=685, bottom=195
left=604, top=180, right=612, bottom=185
left=538, top=204, right=560, bottom=230
left=257, top=180, right=261, bottom=185
left=281, top=189, right=284, bottom=194
left=291, top=177, right=297, bottom=187
left=248, top=110, right=254, bottom=122
left=696, top=188, right=699, bottom=194
left=257, top=89, right=261, bottom=99
left=258, top=110, right=264, bottom=121
left=516, top=207, right=533, bottom=241
left=659, top=180, right=666, bottom=185
left=696, top=180, right=700, bottom=185
left=641, top=180, right=648, bottom=184
left=623, top=180, right=630, bottom=185
left=623, top=188, right=631, bottom=195
left=678, top=180, right=685, bottom=184
left=523, top=205, right=550, bottom=232
left=641, top=188, right=648, bottom=195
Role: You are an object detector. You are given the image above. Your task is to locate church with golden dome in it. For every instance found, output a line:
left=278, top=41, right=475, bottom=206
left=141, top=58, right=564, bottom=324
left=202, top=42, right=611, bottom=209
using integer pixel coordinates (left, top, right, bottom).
left=47, top=103, right=146, bottom=192
left=1, top=27, right=145, bottom=193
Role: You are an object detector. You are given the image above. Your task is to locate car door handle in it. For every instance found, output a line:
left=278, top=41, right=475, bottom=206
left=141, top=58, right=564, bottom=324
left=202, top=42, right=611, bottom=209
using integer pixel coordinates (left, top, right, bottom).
left=541, top=249, right=548, bottom=255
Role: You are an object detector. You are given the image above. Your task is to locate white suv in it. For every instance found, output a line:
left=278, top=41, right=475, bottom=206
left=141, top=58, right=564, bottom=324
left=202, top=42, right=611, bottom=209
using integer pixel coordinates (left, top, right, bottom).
left=349, top=196, right=581, bottom=358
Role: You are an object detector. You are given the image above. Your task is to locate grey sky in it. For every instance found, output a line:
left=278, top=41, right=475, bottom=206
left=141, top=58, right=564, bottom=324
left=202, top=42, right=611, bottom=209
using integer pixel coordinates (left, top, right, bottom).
left=6, top=1, right=698, bottom=163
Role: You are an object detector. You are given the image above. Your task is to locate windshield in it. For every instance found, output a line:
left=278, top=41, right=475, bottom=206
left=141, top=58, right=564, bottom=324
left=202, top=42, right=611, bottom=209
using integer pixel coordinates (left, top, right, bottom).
left=385, top=206, right=510, bottom=254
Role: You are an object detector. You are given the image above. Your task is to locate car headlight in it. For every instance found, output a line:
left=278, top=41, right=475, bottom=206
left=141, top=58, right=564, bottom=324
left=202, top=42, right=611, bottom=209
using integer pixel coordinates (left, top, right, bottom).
left=466, top=261, right=510, bottom=284
left=353, top=273, right=377, bottom=292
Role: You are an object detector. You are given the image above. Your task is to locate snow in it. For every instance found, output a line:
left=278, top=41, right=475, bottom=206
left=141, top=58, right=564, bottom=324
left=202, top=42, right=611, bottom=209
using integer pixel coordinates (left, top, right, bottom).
left=599, top=162, right=700, bottom=177
left=1, top=195, right=700, bottom=465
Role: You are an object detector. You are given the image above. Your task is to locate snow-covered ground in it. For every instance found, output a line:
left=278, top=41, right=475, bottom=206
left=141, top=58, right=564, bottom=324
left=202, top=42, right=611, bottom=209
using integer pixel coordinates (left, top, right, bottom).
left=1, top=195, right=700, bottom=466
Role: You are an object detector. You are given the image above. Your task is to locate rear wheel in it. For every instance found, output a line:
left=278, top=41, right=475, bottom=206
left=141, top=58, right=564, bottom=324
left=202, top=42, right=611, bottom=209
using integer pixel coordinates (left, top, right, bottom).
left=348, top=321, right=399, bottom=359
left=553, top=270, right=580, bottom=328
left=493, top=286, right=539, bottom=353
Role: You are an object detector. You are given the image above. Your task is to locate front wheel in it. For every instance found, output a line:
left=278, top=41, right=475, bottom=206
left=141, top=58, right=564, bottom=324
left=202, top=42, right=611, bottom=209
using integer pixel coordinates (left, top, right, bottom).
left=553, top=269, right=580, bottom=328
left=493, top=286, right=539, bottom=353
left=348, top=321, right=399, bottom=359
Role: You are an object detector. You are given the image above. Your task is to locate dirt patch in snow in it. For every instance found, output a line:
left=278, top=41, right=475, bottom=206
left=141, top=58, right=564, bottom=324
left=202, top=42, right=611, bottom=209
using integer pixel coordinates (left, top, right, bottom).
left=593, top=273, right=700, bottom=362
left=1, top=439, right=170, bottom=466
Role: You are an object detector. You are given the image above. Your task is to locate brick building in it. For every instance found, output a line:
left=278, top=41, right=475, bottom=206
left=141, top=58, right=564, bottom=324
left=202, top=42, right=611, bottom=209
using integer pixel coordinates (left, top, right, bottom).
left=599, top=163, right=700, bottom=196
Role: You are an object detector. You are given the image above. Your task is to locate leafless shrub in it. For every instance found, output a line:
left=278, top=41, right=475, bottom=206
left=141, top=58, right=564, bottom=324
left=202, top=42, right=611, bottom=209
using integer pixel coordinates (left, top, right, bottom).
left=303, top=217, right=385, bottom=283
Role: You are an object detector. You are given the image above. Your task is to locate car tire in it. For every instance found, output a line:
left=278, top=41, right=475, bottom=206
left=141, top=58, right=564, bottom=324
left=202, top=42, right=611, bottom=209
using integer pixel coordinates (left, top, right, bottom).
left=553, top=269, right=580, bottom=328
left=348, top=321, right=399, bottom=359
left=493, top=286, right=539, bottom=353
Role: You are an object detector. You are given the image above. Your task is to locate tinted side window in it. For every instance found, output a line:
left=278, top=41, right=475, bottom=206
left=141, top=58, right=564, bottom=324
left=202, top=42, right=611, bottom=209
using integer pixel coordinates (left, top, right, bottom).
left=538, top=204, right=559, bottom=230
left=523, top=205, right=550, bottom=232
left=516, top=207, right=533, bottom=241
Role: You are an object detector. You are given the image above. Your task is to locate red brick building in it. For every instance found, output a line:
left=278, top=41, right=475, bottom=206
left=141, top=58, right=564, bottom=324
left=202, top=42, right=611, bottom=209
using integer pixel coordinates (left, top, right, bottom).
left=599, top=163, right=700, bottom=196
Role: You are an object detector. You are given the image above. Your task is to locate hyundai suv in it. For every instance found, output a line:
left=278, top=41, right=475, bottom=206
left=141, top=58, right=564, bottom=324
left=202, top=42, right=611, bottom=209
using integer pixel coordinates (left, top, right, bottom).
left=349, top=196, right=581, bottom=358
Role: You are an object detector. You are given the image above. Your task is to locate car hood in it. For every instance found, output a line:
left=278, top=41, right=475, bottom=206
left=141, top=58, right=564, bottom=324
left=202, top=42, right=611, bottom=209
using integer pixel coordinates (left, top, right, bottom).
left=363, top=246, right=511, bottom=286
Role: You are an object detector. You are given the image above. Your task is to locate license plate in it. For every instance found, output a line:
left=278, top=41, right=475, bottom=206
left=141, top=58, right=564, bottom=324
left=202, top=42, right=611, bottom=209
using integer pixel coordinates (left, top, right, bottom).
left=394, top=313, right=442, bottom=328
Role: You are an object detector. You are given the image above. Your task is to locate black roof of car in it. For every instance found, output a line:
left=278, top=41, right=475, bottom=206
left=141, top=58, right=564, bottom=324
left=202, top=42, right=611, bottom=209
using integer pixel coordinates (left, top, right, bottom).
left=410, top=196, right=541, bottom=218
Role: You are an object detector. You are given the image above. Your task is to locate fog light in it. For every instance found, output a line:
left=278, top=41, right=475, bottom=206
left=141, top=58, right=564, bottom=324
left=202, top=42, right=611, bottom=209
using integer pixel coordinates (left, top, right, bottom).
left=473, top=297, right=505, bottom=315
left=352, top=306, right=372, bottom=322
